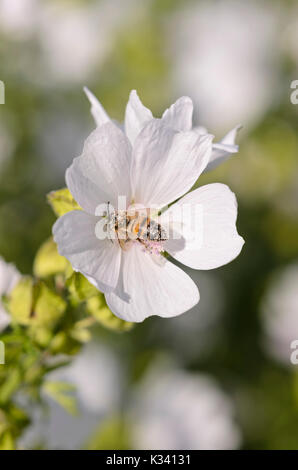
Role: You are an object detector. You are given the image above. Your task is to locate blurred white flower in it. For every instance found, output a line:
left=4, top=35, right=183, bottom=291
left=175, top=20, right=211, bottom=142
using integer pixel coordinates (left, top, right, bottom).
left=0, top=0, right=39, bottom=39
left=53, top=92, right=244, bottom=322
left=131, top=366, right=241, bottom=450
left=0, top=257, right=20, bottom=332
left=51, top=342, right=122, bottom=414
left=283, top=6, right=298, bottom=74
left=38, top=108, right=90, bottom=183
left=21, top=342, right=122, bottom=449
left=37, top=0, right=145, bottom=85
left=169, top=0, right=281, bottom=132
left=85, top=87, right=241, bottom=172
left=261, top=263, right=298, bottom=365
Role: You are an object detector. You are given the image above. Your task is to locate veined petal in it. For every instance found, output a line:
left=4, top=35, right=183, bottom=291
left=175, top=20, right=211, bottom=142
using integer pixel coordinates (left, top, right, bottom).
left=66, top=122, right=132, bottom=212
left=163, top=183, right=244, bottom=270
left=53, top=210, right=121, bottom=291
left=131, top=120, right=213, bottom=208
left=124, top=90, right=153, bottom=146
left=161, top=96, right=193, bottom=132
left=105, top=243, right=199, bottom=322
left=204, top=125, right=242, bottom=172
left=84, top=86, right=111, bottom=128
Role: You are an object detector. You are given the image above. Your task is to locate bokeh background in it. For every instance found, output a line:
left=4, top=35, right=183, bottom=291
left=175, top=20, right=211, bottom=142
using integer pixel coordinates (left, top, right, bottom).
left=0, top=0, right=298, bottom=450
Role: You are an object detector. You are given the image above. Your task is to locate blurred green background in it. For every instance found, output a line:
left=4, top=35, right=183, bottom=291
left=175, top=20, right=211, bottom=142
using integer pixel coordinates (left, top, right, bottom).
left=0, top=0, right=298, bottom=450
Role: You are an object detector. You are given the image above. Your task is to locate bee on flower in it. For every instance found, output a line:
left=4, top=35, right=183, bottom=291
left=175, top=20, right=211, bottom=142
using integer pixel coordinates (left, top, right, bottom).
left=53, top=89, right=244, bottom=322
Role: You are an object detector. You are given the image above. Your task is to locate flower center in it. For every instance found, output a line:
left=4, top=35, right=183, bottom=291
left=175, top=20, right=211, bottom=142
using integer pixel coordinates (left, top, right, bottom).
left=105, top=208, right=168, bottom=254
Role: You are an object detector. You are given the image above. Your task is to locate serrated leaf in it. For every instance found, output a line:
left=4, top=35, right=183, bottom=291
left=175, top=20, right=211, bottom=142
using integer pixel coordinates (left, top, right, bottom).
left=86, top=295, right=134, bottom=332
left=33, top=237, right=69, bottom=278
left=6, top=277, right=33, bottom=326
left=7, top=278, right=66, bottom=329
left=47, top=188, right=81, bottom=217
left=33, top=283, right=67, bottom=329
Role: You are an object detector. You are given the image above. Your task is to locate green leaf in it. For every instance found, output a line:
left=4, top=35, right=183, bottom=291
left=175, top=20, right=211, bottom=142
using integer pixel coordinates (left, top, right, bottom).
left=86, top=295, right=134, bottom=332
left=67, top=272, right=99, bottom=302
left=70, top=326, right=91, bottom=343
left=28, top=326, right=53, bottom=348
left=6, top=277, right=33, bottom=326
left=33, top=237, right=69, bottom=278
left=33, top=283, right=67, bottom=329
left=43, top=381, right=78, bottom=416
left=47, top=188, right=81, bottom=217
left=0, top=368, right=22, bottom=404
left=69, top=317, right=95, bottom=344
left=7, top=278, right=66, bottom=329
left=49, top=331, right=81, bottom=356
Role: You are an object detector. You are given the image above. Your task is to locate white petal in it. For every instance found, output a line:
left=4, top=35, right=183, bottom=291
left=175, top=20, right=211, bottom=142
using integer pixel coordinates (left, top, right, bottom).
left=105, top=243, right=199, bottom=322
left=0, top=258, right=20, bottom=333
left=124, top=90, right=153, bottom=145
left=131, top=120, right=213, bottom=208
left=53, top=210, right=121, bottom=292
left=0, top=310, right=10, bottom=333
left=161, top=96, right=193, bottom=131
left=0, top=257, right=21, bottom=295
left=84, top=86, right=111, bottom=128
left=204, top=125, right=242, bottom=172
left=66, top=122, right=132, bottom=212
left=194, top=125, right=208, bottom=135
left=163, top=183, right=244, bottom=270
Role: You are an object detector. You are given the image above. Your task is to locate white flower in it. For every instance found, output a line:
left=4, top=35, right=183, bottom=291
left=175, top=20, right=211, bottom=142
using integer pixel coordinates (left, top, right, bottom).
left=49, top=342, right=122, bottom=414
left=261, top=263, right=298, bottom=365
left=37, top=0, right=147, bottom=86
left=131, top=366, right=241, bottom=450
left=0, top=257, right=21, bottom=332
left=0, top=0, right=39, bottom=40
left=21, top=343, right=122, bottom=450
left=84, top=87, right=241, bottom=172
left=53, top=92, right=244, bottom=322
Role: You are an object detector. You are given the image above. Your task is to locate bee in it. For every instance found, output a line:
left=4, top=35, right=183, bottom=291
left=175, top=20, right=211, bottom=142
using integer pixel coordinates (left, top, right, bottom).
left=106, top=203, right=168, bottom=250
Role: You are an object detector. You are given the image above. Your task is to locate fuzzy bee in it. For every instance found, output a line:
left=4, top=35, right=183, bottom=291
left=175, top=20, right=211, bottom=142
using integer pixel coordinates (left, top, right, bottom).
left=106, top=204, right=168, bottom=250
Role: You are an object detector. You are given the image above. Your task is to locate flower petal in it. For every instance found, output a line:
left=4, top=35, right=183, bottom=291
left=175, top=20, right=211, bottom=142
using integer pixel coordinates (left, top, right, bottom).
left=66, top=122, right=132, bottom=212
left=204, top=125, right=242, bottom=172
left=163, top=183, right=244, bottom=270
left=161, top=96, right=193, bottom=131
left=84, top=86, right=111, bottom=128
left=53, top=210, right=121, bottom=292
left=0, top=257, right=21, bottom=295
left=124, top=90, right=153, bottom=145
left=105, top=243, right=199, bottom=322
left=131, top=120, right=213, bottom=208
